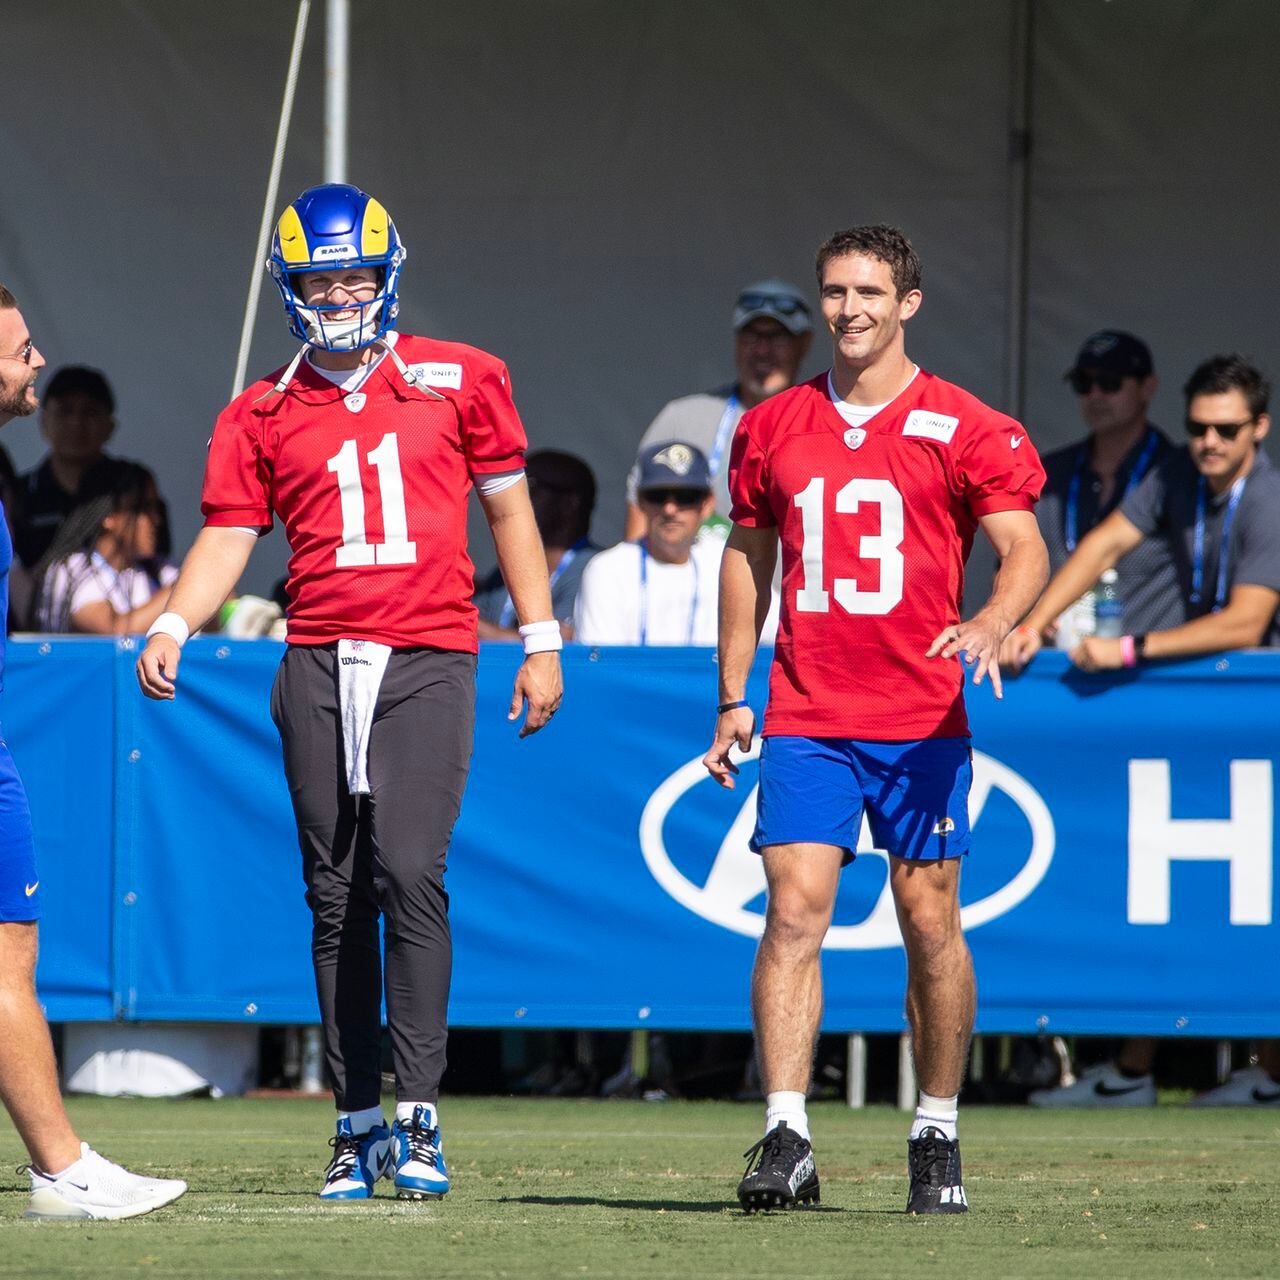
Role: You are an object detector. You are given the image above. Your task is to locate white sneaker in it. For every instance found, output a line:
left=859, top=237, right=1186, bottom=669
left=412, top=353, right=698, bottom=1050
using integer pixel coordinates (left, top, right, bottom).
left=1189, top=1065, right=1280, bottom=1107
left=24, top=1143, right=187, bottom=1220
left=1028, top=1062, right=1156, bottom=1108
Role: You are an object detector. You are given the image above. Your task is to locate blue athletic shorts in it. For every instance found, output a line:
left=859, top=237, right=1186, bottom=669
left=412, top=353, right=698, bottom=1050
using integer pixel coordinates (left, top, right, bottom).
left=0, top=737, right=39, bottom=921
left=751, top=735, right=973, bottom=863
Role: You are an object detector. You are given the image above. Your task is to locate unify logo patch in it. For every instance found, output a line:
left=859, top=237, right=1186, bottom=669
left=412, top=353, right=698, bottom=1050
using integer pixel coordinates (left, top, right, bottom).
left=407, top=362, right=463, bottom=390
left=902, top=411, right=960, bottom=445
left=640, top=749, right=1054, bottom=949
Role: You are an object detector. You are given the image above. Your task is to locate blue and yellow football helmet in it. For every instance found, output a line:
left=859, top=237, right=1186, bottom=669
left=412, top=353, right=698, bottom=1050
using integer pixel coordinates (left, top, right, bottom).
left=267, top=183, right=406, bottom=351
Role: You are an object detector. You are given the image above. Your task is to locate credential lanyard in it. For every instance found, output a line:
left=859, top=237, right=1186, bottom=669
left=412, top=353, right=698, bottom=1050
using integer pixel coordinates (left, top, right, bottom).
left=638, top=540, right=700, bottom=646
left=1190, top=474, right=1246, bottom=611
left=1064, top=427, right=1159, bottom=552
left=706, top=393, right=741, bottom=480
left=498, top=537, right=590, bottom=629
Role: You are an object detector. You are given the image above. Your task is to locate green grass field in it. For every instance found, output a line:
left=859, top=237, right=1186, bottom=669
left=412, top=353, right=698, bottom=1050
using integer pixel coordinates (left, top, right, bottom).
left=0, top=1096, right=1274, bottom=1279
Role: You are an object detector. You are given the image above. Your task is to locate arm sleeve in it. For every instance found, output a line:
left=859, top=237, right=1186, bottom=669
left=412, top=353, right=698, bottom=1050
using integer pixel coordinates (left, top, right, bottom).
left=201, top=409, right=274, bottom=530
left=1229, top=499, right=1280, bottom=592
left=461, top=359, right=528, bottom=475
left=953, top=413, right=1045, bottom=518
left=1119, top=463, right=1170, bottom=536
left=727, top=414, right=776, bottom=528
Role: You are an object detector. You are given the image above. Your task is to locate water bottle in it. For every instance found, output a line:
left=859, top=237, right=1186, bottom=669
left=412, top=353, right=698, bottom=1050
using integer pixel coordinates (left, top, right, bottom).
left=1055, top=587, right=1096, bottom=650
left=1094, top=569, right=1124, bottom=638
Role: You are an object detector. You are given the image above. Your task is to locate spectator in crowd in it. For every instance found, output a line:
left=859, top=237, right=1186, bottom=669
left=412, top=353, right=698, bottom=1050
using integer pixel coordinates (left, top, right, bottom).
left=578, top=442, right=778, bottom=646
left=1031, top=331, right=1182, bottom=647
left=32, top=469, right=176, bottom=634
left=476, top=449, right=599, bottom=641
left=0, top=281, right=186, bottom=1217
left=10, top=366, right=169, bottom=580
left=1005, top=353, right=1280, bottom=1107
left=623, top=281, right=812, bottom=540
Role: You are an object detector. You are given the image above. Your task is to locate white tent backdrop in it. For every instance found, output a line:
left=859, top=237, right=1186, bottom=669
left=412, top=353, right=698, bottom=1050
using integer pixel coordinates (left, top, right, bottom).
left=2, top=0, right=1277, bottom=597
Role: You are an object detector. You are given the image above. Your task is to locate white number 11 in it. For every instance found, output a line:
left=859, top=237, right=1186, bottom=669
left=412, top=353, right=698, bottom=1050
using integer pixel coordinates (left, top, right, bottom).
left=326, top=433, right=418, bottom=568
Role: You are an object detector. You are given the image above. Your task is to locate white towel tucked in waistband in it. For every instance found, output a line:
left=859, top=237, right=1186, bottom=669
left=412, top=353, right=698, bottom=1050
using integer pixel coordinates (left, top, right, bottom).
left=337, top=639, right=392, bottom=795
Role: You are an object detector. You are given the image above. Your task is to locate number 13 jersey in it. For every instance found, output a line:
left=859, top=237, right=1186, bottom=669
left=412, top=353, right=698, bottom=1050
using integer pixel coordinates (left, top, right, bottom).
left=729, top=370, right=1045, bottom=740
left=202, top=335, right=527, bottom=650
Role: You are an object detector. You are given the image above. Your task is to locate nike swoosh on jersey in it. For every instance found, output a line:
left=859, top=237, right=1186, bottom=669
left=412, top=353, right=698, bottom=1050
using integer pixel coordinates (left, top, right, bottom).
left=25, top=882, right=38, bottom=896
left=1011, top=434, right=1025, bottom=448
left=1093, top=1080, right=1148, bottom=1097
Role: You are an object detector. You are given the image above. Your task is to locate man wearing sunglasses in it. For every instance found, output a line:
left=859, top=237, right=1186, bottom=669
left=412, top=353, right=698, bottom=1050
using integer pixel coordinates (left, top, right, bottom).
left=577, top=441, right=778, bottom=645
left=623, top=281, right=813, bottom=540
left=1005, top=353, right=1280, bottom=1110
left=1006, top=353, right=1279, bottom=679
left=0, top=284, right=186, bottom=1218
left=1028, top=331, right=1181, bottom=651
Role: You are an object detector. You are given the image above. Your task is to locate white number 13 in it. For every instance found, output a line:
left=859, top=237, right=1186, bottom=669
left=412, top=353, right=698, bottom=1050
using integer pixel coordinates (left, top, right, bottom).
left=326, top=433, right=418, bottom=568
left=793, top=477, right=904, bottom=615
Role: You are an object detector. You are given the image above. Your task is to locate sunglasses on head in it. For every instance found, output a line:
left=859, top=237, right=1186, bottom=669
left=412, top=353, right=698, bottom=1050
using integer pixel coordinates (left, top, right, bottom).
left=1185, top=418, right=1253, bottom=441
left=736, top=293, right=809, bottom=317
left=1068, top=370, right=1127, bottom=395
left=640, top=488, right=706, bottom=508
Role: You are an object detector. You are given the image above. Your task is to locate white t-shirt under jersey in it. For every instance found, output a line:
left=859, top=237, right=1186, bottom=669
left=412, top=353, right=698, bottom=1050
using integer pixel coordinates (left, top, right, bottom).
left=574, top=537, right=779, bottom=646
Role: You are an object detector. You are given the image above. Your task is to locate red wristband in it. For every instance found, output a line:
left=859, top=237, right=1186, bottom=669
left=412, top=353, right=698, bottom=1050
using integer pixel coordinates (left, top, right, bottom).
left=1120, top=635, right=1137, bottom=668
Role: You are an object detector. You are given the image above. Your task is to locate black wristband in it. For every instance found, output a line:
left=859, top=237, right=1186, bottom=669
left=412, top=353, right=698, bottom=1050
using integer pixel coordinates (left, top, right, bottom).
left=1133, top=633, right=1148, bottom=662
left=717, top=699, right=749, bottom=714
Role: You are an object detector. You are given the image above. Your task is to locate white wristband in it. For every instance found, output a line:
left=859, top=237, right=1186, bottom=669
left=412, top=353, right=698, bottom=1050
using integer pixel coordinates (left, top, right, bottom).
left=519, top=620, right=563, bottom=655
left=147, top=611, right=190, bottom=648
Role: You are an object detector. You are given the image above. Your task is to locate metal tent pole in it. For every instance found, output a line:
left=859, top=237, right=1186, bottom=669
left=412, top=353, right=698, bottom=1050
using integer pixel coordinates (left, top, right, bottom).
left=325, top=0, right=349, bottom=184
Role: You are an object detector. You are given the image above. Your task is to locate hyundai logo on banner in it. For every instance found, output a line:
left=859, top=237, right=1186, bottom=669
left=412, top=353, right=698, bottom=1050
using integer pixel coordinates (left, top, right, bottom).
left=639, top=748, right=1055, bottom=949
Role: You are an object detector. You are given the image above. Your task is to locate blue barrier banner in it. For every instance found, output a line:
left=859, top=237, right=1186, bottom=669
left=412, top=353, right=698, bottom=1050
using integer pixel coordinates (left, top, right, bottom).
left=7, top=639, right=1278, bottom=1036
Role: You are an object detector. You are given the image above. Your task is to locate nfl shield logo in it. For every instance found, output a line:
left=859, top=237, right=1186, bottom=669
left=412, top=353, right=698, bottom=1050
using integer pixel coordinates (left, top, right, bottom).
left=344, top=392, right=366, bottom=414
left=843, top=427, right=867, bottom=451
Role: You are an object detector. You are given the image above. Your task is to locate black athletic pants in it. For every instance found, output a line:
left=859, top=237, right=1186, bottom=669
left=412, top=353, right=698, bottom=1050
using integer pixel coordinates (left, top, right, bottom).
left=271, top=644, right=475, bottom=1109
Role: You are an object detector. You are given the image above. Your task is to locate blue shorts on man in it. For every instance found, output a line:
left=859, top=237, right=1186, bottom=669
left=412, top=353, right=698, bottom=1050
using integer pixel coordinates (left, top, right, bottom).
left=0, top=737, right=40, bottom=921
left=751, top=736, right=972, bottom=863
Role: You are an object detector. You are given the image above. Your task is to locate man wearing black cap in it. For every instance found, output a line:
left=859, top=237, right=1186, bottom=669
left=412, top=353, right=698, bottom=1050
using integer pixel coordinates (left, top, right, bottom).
left=581, top=442, right=777, bottom=645
left=10, top=366, right=168, bottom=588
left=623, top=281, right=813, bottom=540
left=1019, top=331, right=1181, bottom=649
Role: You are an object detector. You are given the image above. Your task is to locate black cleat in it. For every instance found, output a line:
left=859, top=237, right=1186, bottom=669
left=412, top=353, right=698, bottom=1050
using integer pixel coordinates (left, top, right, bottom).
left=906, top=1126, right=968, bottom=1214
left=737, top=1122, right=820, bottom=1213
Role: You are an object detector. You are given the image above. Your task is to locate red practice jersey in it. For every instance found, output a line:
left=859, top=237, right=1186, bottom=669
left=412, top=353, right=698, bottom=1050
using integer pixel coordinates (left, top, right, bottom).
left=729, top=370, right=1045, bottom=740
left=202, top=335, right=527, bottom=650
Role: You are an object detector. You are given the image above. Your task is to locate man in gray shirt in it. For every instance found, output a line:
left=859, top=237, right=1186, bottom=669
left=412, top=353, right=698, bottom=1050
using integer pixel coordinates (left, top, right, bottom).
left=623, top=280, right=812, bottom=539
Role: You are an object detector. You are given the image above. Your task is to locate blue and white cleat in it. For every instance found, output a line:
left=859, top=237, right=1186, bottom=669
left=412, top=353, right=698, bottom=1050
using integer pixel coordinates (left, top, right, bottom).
left=320, top=1116, right=393, bottom=1200
left=392, top=1105, right=450, bottom=1200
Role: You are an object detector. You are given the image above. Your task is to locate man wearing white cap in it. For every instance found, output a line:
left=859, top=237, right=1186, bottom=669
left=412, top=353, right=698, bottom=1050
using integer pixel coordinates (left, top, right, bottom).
left=624, top=281, right=812, bottom=539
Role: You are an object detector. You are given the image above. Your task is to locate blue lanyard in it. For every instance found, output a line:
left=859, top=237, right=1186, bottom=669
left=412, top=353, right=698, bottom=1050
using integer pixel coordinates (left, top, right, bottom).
left=498, top=536, right=590, bottom=628
left=638, top=540, right=700, bottom=645
left=706, top=393, right=741, bottom=481
left=1065, top=427, right=1159, bottom=551
left=1190, top=474, right=1247, bottom=610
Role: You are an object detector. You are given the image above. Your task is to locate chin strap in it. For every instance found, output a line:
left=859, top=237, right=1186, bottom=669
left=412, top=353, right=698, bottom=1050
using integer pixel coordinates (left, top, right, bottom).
left=252, top=332, right=447, bottom=406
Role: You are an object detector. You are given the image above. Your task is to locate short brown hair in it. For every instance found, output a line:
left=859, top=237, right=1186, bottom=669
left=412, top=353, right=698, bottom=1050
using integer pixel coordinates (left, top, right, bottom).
left=815, top=225, right=922, bottom=298
left=0, top=283, right=16, bottom=310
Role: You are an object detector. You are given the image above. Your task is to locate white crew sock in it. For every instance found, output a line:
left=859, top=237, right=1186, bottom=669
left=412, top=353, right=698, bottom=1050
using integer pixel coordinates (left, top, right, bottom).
left=911, top=1091, right=958, bottom=1141
left=396, top=1100, right=437, bottom=1128
left=338, top=1105, right=383, bottom=1135
left=765, top=1090, right=810, bottom=1141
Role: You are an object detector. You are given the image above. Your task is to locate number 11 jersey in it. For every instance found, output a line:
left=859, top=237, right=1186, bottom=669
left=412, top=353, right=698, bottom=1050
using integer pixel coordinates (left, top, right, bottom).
left=202, top=335, right=527, bottom=650
left=729, top=370, right=1045, bottom=740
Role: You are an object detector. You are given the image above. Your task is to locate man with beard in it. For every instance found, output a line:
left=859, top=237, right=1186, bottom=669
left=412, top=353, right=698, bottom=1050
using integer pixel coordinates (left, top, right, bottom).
left=0, top=283, right=186, bottom=1219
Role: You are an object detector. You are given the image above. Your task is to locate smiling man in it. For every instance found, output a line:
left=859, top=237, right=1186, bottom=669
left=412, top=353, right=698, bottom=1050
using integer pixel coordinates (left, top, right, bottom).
left=702, top=225, right=1047, bottom=1215
left=0, top=284, right=186, bottom=1219
left=135, top=184, right=561, bottom=1202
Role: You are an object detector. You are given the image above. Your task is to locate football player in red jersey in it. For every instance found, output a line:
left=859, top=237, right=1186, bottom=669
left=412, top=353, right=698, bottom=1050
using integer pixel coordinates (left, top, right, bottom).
left=706, top=226, right=1048, bottom=1215
left=136, top=184, right=561, bottom=1202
